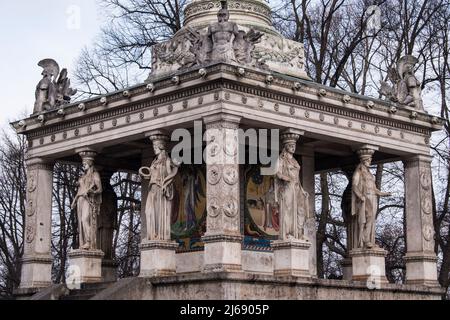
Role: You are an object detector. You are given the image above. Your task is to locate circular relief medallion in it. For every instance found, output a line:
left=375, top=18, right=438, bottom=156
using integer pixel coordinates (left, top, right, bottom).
left=242, top=96, right=247, bottom=104
left=126, top=115, right=131, bottom=123
left=361, top=123, right=366, bottom=130
left=63, top=132, right=68, bottom=139
left=39, top=138, right=44, bottom=145
left=87, top=125, right=92, bottom=133
left=420, top=172, right=431, bottom=190
left=112, top=119, right=118, bottom=127
left=198, top=97, right=204, bottom=105
left=168, top=104, right=174, bottom=113
left=74, top=129, right=80, bottom=137
left=182, top=101, right=188, bottom=109
left=225, top=92, right=231, bottom=101
left=387, top=129, right=393, bottom=136
left=153, top=108, right=159, bottom=117
left=290, top=107, right=296, bottom=115
left=214, top=92, right=220, bottom=101
left=26, top=200, right=36, bottom=217
left=139, top=112, right=145, bottom=120
left=208, top=197, right=221, bottom=218
left=224, top=137, right=238, bottom=157
left=305, top=111, right=310, bottom=118
left=223, top=197, right=238, bottom=218
left=27, top=173, right=37, bottom=193
left=207, top=142, right=221, bottom=159
left=421, top=196, right=432, bottom=215
left=274, top=104, right=280, bottom=112
left=26, top=226, right=35, bottom=243
left=319, top=114, right=325, bottom=122
left=99, top=122, right=105, bottom=130
left=223, top=166, right=238, bottom=185
left=51, top=135, right=56, bottom=142
left=347, top=121, right=353, bottom=128
left=375, top=126, right=380, bottom=134
left=423, top=224, right=434, bottom=242
left=207, top=166, right=222, bottom=185
left=334, top=117, right=339, bottom=125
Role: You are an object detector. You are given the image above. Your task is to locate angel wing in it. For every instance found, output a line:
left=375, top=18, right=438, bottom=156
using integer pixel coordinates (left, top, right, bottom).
left=38, top=59, right=60, bottom=79
left=245, top=29, right=263, bottom=43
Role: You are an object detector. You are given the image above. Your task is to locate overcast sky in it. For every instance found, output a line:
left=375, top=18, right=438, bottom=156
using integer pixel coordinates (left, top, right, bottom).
left=0, top=0, right=101, bottom=128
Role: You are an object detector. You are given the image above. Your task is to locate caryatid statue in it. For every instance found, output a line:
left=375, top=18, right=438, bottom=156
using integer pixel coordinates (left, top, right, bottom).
left=351, top=148, right=391, bottom=249
left=275, top=132, right=311, bottom=241
left=139, top=134, right=179, bottom=241
left=71, top=151, right=103, bottom=251
left=380, top=55, right=424, bottom=110
left=97, top=170, right=118, bottom=260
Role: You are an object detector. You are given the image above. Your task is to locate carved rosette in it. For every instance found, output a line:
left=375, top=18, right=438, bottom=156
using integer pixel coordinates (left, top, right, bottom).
left=204, top=116, right=241, bottom=235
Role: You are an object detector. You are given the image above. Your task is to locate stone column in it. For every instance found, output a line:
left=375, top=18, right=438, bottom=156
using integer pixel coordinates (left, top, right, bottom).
left=349, top=146, right=388, bottom=285
left=19, top=158, right=54, bottom=290
left=139, top=131, right=178, bottom=277
left=98, top=169, right=118, bottom=283
left=300, top=146, right=317, bottom=277
left=403, top=155, right=439, bottom=286
left=202, top=114, right=243, bottom=273
left=68, top=149, right=104, bottom=284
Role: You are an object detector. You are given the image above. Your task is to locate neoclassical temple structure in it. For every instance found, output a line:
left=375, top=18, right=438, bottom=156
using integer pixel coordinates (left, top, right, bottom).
left=12, top=0, right=445, bottom=299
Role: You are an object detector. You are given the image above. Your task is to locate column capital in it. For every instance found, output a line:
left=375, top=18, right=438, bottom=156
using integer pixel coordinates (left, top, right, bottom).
left=281, top=128, right=304, bottom=146
left=25, top=158, right=54, bottom=171
left=352, top=144, right=379, bottom=153
left=144, top=129, right=170, bottom=139
left=403, top=154, right=433, bottom=167
left=75, top=147, right=102, bottom=159
left=203, top=113, right=242, bottom=128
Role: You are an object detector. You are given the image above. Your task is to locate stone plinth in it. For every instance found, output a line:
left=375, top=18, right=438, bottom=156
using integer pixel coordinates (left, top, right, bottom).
left=139, top=241, right=179, bottom=277
left=202, top=234, right=243, bottom=273
left=340, top=258, right=353, bottom=281
left=19, top=256, right=53, bottom=289
left=272, top=240, right=311, bottom=278
left=102, top=259, right=118, bottom=283
left=68, top=249, right=104, bottom=284
left=404, top=253, right=439, bottom=287
left=350, top=248, right=387, bottom=285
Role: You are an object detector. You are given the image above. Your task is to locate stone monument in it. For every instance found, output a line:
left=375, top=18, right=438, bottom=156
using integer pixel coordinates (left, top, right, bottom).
left=12, top=0, right=444, bottom=300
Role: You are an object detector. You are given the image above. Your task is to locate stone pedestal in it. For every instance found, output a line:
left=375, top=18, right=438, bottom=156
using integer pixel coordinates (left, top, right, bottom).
left=20, top=256, right=53, bottom=289
left=403, top=156, right=439, bottom=286
left=139, top=241, right=179, bottom=277
left=350, top=248, right=387, bottom=285
left=272, top=240, right=311, bottom=277
left=68, top=250, right=104, bottom=284
left=341, top=258, right=353, bottom=281
left=102, top=259, right=118, bottom=283
left=202, top=235, right=243, bottom=273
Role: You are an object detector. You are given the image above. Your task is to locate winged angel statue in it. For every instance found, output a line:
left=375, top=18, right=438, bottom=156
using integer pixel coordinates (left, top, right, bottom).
left=34, top=59, right=77, bottom=114
left=379, top=55, right=424, bottom=110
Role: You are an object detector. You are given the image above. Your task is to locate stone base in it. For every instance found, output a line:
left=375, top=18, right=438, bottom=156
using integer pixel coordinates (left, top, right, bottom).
left=350, top=248, right=387, bottom=285
left=90, top=273, right=445, bottom=300
left=139, top=241, right=179, bottom=277
left=102, top=259, right=118, bottom=283
left=272, top=240, right=311, bottom=277
left=340, top=258, right=353, bottom=281
left=404, top=253, right=440, bottom=287
left=68, top=249, right=104, bottom=284
left=202, top=234, right=243, bottom=273
left=19, top=255, right=53, bottom=290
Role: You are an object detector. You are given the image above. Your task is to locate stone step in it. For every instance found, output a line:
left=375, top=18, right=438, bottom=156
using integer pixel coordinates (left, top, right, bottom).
left=59, top=282, right=114, bottom=300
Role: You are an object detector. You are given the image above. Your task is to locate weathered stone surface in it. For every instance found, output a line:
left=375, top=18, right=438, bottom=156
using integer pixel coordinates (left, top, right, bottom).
left=68, top=249, right=105, bottom=284
left=272, top=240, right=311, bottom=278
left=89, top=272, right=445, bottom=300
left=139, top=241, right=179, bottom=277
